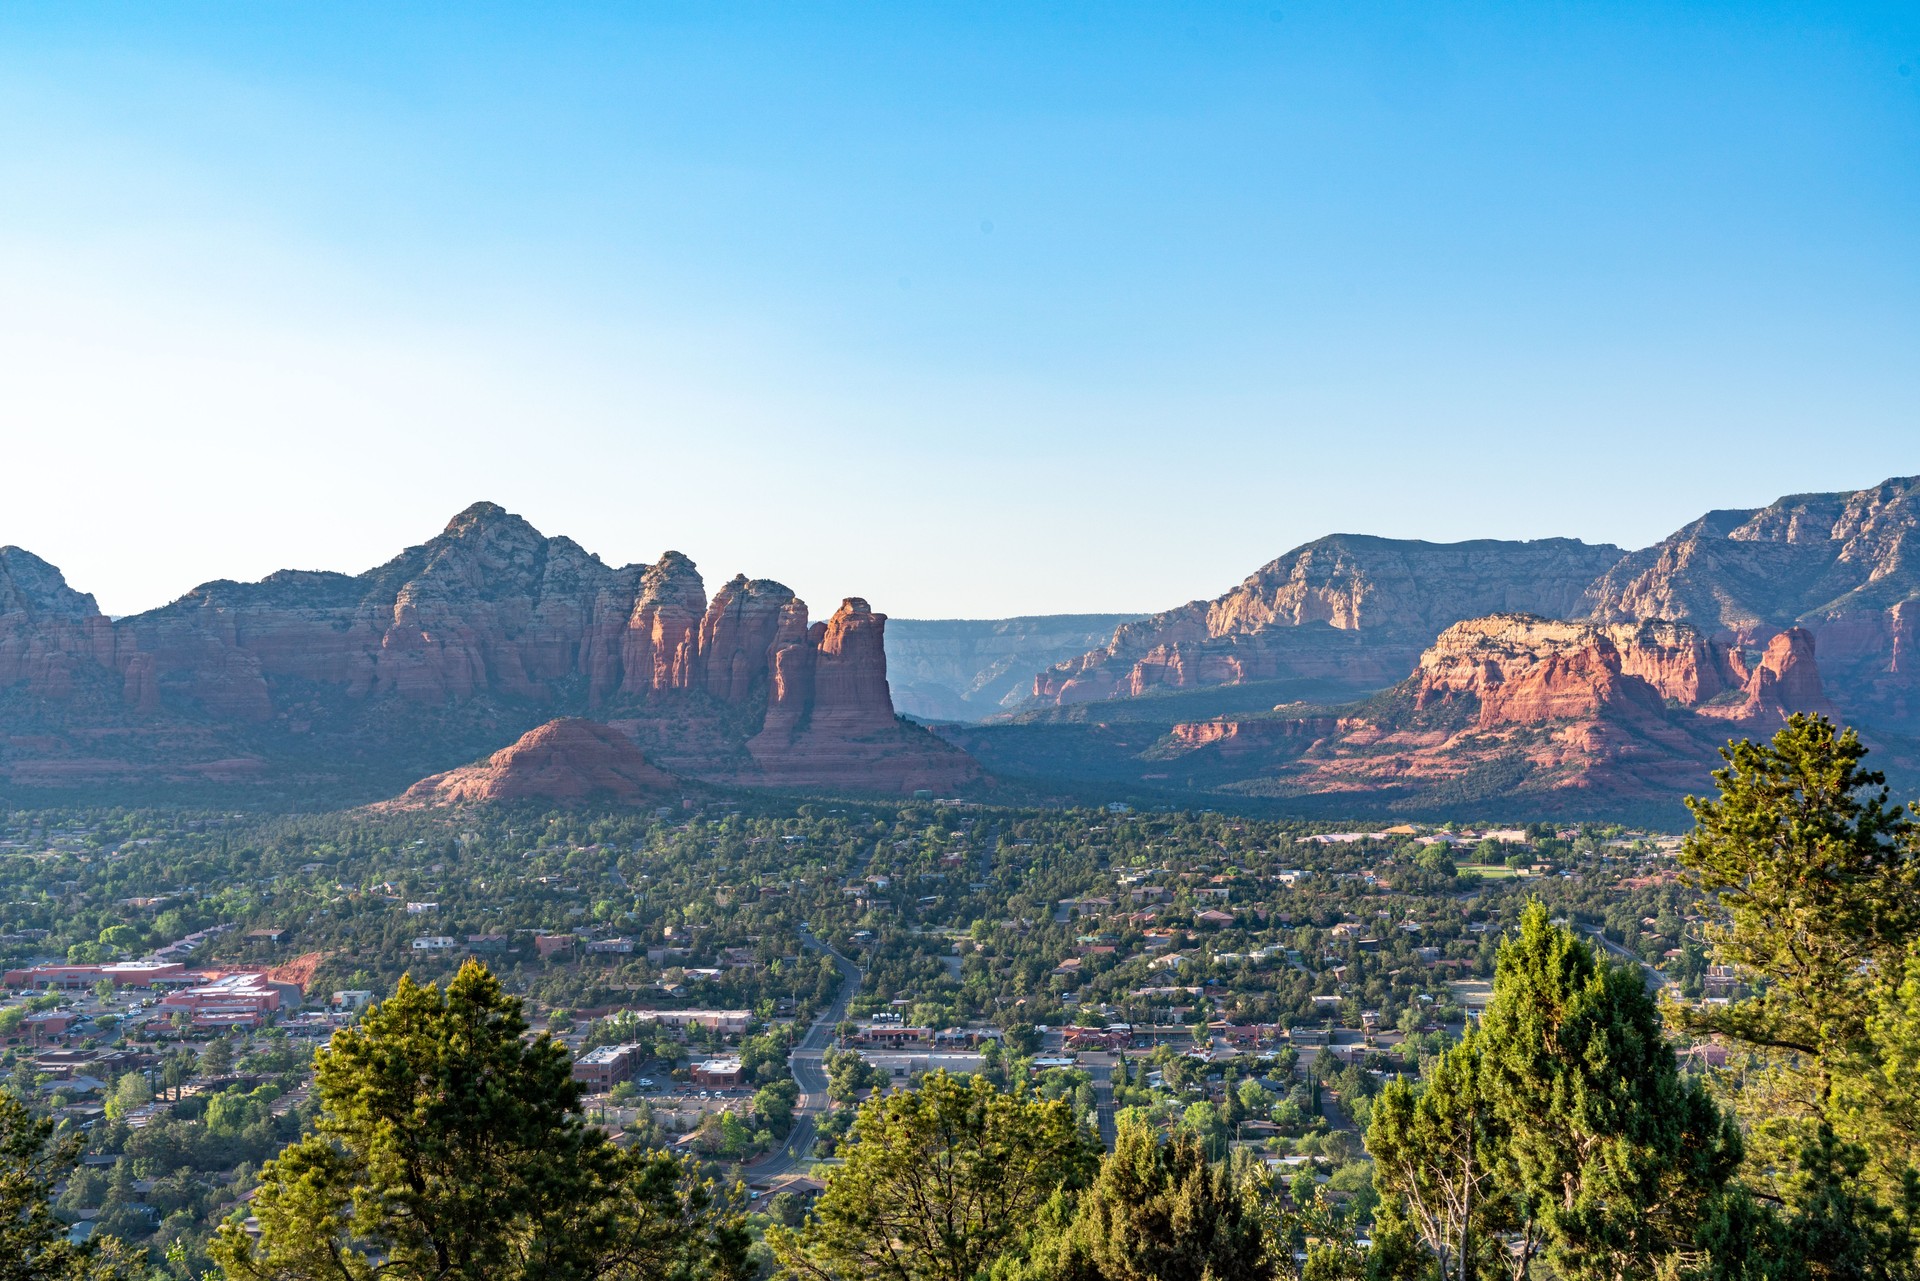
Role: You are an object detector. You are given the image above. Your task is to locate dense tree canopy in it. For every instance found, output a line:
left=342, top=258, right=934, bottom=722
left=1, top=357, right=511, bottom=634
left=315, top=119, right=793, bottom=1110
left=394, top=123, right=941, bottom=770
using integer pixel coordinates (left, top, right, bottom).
left=0, top=1088, right=141, bottom=1281
left=212, top=961, right=746, bottom=1281
left=1681, top=713, right=1920, bottom=1276
left=771, top=1071, right=1101, bottom=1281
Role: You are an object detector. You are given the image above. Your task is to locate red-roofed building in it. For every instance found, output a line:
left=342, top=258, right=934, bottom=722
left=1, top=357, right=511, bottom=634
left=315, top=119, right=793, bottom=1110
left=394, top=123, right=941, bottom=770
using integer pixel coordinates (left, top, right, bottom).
left=156, top=972, right=281, bottom=1029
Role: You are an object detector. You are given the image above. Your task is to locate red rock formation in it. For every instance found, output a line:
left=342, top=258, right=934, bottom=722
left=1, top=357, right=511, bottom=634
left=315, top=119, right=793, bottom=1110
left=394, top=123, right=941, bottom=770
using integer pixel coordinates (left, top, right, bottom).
left=1410, top=616, right=1736, bottom=730
left=1700, top=626, right=1833, bottom=723
left=619, top=552, right=707, bottom=699
left=1257, top=615, right=1840, bottom=806
left=0, top=504, right=979, bottom=798
left=749, top=599, right=979, bottom=793
left=1167, top=716, right=1340, bottom=757
left=698, top=576, right=795, bottom=703
left=0, top=547, right=113, bottom=702
left=1584, top=475, right=1920, bottom=728
left=1036, top=476, right=1920, bottom=738
left=1035, top=536, right=1626, bottom=707
left=390, top=718, right=673, bottom=807
left=810, top=600, right=897, bottom=733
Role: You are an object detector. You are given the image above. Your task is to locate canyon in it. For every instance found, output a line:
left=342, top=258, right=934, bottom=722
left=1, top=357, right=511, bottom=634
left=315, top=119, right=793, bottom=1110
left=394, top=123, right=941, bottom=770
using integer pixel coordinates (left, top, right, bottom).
left=884, top=614, right=1142, bottom=722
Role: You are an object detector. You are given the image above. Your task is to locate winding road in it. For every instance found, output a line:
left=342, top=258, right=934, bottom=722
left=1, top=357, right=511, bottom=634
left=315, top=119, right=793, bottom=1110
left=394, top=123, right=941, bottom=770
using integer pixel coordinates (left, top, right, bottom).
left=743, top=925, right=862, bottom=1183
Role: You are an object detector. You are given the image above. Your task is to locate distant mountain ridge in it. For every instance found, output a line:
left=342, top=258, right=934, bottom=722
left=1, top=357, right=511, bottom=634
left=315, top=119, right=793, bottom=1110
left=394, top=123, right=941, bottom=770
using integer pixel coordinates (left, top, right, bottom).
left=885, top=614, right=1143, bottom=722
left=1030, top=476, right=1920, bottom=733
left=0, top=503, right=975, bottom=800
left=5, top=477, right=1915, bottom=817
left=1032, top=536, right=1627, bottom=709
left=935, top=476, right=1920, bottom=819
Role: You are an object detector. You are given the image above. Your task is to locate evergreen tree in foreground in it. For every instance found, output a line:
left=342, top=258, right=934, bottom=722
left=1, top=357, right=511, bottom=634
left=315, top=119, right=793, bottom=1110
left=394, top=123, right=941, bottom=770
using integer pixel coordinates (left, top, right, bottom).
left=1032, top=1114, right=1273, bottom=1281
left=213, top=960, right=747, bottom=1281
left=1369, top=904, right=1741, bottom=1281
left=1681, top=713, right=1920, bottom=1277
left=771, top=1070, right=1101, bottom=1281
left=1478, top=902, right=1741, bottom=1281
left=0, top=1089, right=143, bottom=1281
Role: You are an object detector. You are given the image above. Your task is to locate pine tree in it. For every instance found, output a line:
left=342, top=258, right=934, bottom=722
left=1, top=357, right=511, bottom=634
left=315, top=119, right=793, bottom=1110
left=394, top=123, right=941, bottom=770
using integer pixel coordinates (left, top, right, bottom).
left=1681, top=714, right=1920, bottom=1273
left=1038, top=1114, right=1272, bottom=1281
left=1365, top=1029, right=1505, bottom=1281
left=1477, top=902, right=1742, bottom=1281
left=213, top=960, right=745, bottom=1281
left=771, top=1070, right=1100, bottom=1281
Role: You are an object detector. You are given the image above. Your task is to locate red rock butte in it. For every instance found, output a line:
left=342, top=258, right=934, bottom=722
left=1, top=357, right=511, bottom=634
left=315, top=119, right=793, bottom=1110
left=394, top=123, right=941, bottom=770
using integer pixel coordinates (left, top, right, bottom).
left=391, top=718, right=674, bottom=807
left=0, top=503, right=978, bottom=797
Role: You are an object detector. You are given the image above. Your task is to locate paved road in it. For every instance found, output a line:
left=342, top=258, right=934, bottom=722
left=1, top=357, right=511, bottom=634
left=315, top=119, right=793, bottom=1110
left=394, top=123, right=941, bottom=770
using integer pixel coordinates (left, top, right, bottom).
left=1085, top=1060, right=1119, bottom=1150
left=743, top=926, right=862, bottom=1183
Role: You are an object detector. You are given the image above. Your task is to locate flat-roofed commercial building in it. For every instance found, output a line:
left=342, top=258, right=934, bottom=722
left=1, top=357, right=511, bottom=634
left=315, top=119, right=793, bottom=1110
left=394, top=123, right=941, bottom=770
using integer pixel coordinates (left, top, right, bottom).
left=157, top=973, right=281, bottom=1029
left=691, top=1057, right=744, bottom=1087
left=572, top=1043, right=642, bottom=1091
left=3, top=961, right=189, bottom=990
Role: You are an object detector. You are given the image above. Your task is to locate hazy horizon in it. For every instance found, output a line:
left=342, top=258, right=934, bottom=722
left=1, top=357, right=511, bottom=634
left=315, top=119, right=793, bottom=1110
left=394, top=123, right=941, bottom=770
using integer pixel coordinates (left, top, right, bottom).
left=5, top=3, right=1917, bottom=619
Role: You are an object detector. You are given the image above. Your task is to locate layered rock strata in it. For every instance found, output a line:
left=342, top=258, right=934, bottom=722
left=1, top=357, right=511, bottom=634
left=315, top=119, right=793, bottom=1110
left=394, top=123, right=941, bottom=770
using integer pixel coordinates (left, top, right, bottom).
left=0, top=504, right=976, bottom=797
left=1154, top=614, right=1841, bottom=807
left=1035, top=536, right=1627, bottom=707
left=1033, top=477, right=1920, bottom=744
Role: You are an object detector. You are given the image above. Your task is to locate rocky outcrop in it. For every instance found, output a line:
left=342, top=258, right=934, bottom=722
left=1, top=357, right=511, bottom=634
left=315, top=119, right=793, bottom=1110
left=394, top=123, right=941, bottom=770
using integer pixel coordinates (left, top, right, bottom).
left=1403, top=614, right=1837, bottom=733
left=1166, top=716, right=1341, bottom=755
left=620, top=552, right=708, bottom=700
left=1033, top=477, right=1920, bottom=737
left=1034, top=536, right=1626, bottom=707
left=1411, top=616, right=1725, bottom=729
left=390, top=718, right=674, bottom=807
left=700, top=576, right=796, bottom=704
left=1585, top=477, right=1920, bottom=727
left=0, top=548, right=113, bottom=702
left=1702, top=627, right=1833, bottom=724
left=0, top=504, right=977, bottom=798
left=810, top=600, right=897, bottom=732
left=1140, top=614, right=1842, bottom=809
left=750, top=599, right=981, bottom=794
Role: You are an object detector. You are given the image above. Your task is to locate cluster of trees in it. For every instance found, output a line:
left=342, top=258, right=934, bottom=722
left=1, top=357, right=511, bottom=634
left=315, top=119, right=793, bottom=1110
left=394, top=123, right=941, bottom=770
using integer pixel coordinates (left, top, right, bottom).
left=213, top=961, right=748, bottom=1281
left=772, top=717, right=1920, bottom=1281
left=3, top=714, right=1914, bottom=1278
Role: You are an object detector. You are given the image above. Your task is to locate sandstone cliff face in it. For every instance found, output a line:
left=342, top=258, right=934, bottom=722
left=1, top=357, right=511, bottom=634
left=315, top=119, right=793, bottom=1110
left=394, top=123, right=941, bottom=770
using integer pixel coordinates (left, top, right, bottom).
left=1700, top=627, right=1833, bottom=724
left=0, top=548, right=113, bottom=703
left=1034, top=536, right=1625, bottom=707
left=1249, top=616, right=1834, bottom=807
left=1166, top=716, right=1341, bottom=755
left=750, top=599, right=981, bottom=793
left=1583, top=476, right=1920, bottom=727
left=0, top=505, right=976, bottom=798
left=1408, top=615, right=1744, bottom=729
left=1033, top=477, right=1920, bottom=738
left=1117, top=613, right=1846, bottom=812
left=391, top=718, right=674, bottom=807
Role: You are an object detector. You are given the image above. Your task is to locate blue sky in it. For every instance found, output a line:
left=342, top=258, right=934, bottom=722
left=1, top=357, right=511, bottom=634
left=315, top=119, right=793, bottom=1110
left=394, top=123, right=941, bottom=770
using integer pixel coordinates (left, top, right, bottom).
left=3, top=2, right=1917, bottom=618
